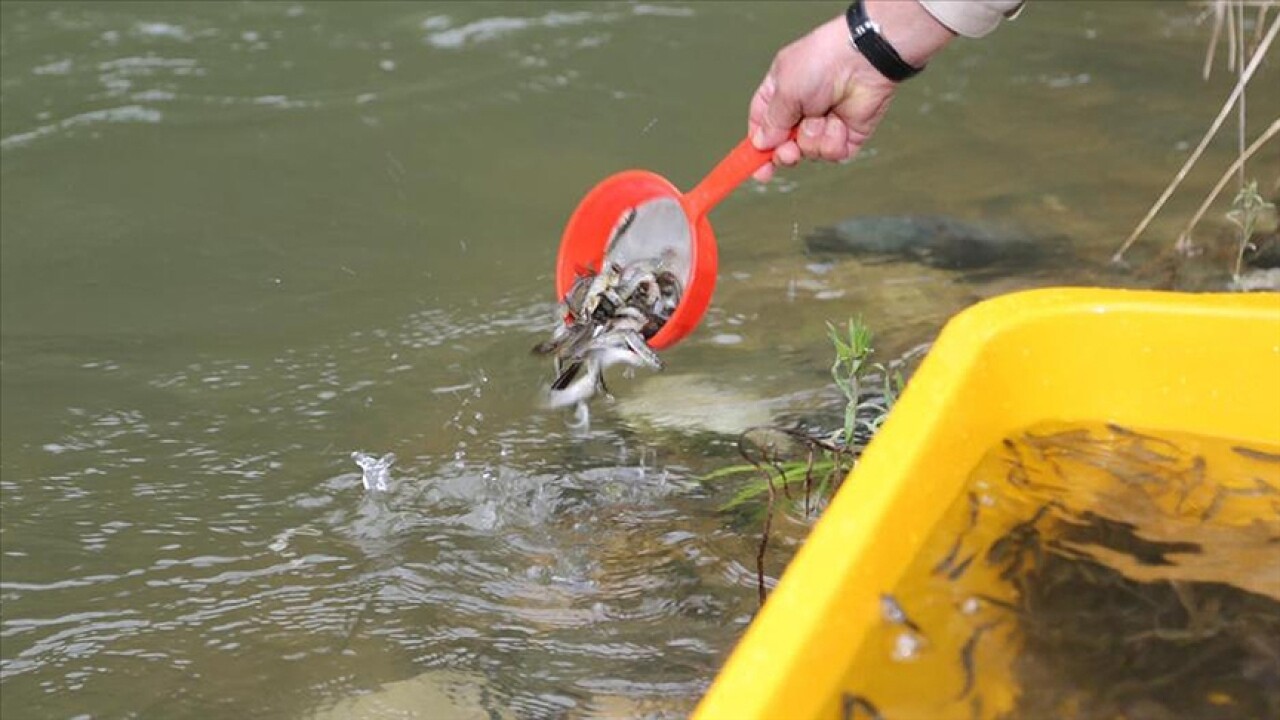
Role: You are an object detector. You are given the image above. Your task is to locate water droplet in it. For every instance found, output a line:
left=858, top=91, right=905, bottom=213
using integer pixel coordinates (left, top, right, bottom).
left=891, top=631, right=924, bottom=662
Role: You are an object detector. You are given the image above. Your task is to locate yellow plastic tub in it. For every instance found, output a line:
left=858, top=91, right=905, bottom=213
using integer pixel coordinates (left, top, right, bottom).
left=691, top=287, right=1280, bottom=720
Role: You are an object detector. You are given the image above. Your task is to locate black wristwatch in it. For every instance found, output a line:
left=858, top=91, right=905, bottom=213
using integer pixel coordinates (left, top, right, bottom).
left=845, top=0, right=924, bottom=83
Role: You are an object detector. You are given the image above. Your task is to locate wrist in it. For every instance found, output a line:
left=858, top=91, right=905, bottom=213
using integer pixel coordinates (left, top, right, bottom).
left=860, top=0, right=955, bottom=70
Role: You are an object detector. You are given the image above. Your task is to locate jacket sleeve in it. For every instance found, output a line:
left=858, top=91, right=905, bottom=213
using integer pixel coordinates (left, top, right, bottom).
left=918, top=0, right=1027, bottom=38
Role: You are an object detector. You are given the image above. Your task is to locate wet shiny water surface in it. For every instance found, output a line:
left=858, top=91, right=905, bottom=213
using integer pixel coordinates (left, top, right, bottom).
left=2, top=2, right=1277, bottom=718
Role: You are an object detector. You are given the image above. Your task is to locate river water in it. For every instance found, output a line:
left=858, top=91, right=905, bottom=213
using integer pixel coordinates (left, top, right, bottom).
left=2, top=2, right=1277, bottom=718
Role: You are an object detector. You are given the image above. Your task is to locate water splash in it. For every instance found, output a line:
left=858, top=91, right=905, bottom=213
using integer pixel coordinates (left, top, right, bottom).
left=351, top=451, right=395, bottom=492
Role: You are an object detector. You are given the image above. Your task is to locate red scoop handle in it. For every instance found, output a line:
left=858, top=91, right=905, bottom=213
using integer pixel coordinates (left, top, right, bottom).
left=681, top=129, right=799, bottom=221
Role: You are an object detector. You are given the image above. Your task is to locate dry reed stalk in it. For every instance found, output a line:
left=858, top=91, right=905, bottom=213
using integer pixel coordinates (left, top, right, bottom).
left=1236, top=0, right=1248, bottom=187
left=1112, top=10, right=1279, bottom=264
left=1175, top=117, right=1280, bottom=257
left=1204, top=0, right=1225, bottom=79
left=756, top=465, right=776, bottom=607
left=1228, top=0, right=1239, bottom=73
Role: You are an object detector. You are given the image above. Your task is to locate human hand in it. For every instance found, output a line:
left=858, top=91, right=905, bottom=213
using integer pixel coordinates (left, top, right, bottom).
left=748, top=1, right=956, bottom=182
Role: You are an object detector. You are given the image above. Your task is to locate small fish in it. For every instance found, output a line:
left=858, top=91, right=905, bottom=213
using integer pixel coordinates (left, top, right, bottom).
left=946, top=552, right=978, bottom=581
left=545, top=330, right=663, bottom=413
left=934, top=492, right=982, bottom=576
left=582, top=262, right=623, bottom=322
left=879, top=594, right=922, bottom=634
left=603, top=208, right=638, bottom=256
left=932, top=537, right=964, bottom=577
left=841, top=693, right=884, bottom=720
left=531, top=316, right=591, bottom=357
left=546, top=357, right=601, bottom=410
left=986, top=500, right=1059, bottom=568
left=617, top=265, right=659, bottom=306
left=971, top=593, right=1021, bottom=613
left=1233, top=445, right=1280, bottom=463
left=596, top=328, right=663, bottom=369
left=534, top=224, right=683, bottom=420
left=957, top=621, right=1000, bottom=699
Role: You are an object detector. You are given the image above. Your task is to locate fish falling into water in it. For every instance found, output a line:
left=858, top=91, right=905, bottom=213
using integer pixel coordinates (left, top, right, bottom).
left=533, top=209, right=683, bottom=427
left=351, top=451, right=394, bottom=492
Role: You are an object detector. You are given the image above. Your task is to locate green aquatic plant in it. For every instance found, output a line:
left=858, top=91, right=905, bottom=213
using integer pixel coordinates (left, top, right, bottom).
left=701, top=316, right=909, bottom=605
left=829, top=317, right=873, bottom=447
left=706, top=317, right=902, bottom=513
left=1227, top=177, right=1277, bottom=277
left=706, top=429, right=847, bottom=515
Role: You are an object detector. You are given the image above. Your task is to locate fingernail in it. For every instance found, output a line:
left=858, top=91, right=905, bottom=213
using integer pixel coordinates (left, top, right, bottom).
left=802, top=119, right=820, bottom=137
left=752, top=128, right=766, bottom=147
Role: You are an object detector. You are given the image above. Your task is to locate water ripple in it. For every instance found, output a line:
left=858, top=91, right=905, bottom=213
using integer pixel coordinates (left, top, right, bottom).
left=0, top=104, right=163, bottom=150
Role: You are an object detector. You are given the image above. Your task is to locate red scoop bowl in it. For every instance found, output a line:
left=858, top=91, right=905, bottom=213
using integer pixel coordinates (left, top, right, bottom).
left=555, top=133, right=787, bottom=350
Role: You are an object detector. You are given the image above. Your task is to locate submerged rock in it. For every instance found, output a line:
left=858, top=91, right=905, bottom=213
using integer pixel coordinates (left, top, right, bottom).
left=1230, top=267, right=1280, bottom=292
left=614, top=374, right=777, bottom=436
left=310, top=670, right=514, bottom=720
left=1243, top=229, right=1280, bottom=269
left=805, top=214, right=1063, bottom=273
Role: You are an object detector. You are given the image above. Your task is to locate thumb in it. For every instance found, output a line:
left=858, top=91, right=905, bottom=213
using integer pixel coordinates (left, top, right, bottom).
left=753, top=81, right=801, bottom=150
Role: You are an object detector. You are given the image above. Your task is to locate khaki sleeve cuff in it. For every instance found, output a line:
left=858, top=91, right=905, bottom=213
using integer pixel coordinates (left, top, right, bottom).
left=918, top=0, right=1026, bottom=39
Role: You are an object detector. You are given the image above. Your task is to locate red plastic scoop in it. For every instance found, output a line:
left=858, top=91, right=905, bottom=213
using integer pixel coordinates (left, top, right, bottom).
left=554, top=133, right=787, bottom=350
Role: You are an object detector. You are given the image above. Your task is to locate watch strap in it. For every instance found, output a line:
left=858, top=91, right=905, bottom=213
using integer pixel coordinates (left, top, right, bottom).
left=846, top=0, right=923, bottom=83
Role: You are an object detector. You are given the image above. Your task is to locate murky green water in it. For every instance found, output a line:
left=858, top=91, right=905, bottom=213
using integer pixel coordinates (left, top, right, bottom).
left=2, top=2, right=1277, bottom=718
